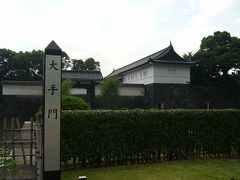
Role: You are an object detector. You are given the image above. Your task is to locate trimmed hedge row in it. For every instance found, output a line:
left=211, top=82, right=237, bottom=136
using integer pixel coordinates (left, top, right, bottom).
left=61, top=109, right=240, bottom=168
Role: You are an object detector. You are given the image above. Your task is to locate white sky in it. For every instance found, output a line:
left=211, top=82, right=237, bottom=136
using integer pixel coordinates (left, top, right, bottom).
left=0, top=0, right=239, bottom=76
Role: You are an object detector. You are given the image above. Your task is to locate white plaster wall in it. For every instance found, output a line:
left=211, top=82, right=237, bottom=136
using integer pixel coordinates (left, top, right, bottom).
left=123, top=66, right=154, bottom=85
left=153, top=64, right=190, bottom=84
left=95, top=85, right=144, bottom=96
left=70, top=88, right=87, bottom=95
left=119, top=87, right=144, bottom=96
left=3, top=84, right=145, bottom=96
left=2, top=85, right=43, bottom=95
left=3, top=85, right=87, bottom=96
left=95, top=85, right=101, bottom=96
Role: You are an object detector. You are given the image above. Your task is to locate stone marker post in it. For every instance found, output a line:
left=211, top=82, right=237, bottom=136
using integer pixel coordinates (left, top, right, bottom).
left=43, top=40, right=62, bottom=179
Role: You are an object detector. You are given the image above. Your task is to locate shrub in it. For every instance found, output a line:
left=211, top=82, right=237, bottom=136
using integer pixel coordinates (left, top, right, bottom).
left=62, top=80, right=74, bottom=95
left=61, top=109, right=240, bottom=168
left=100, top=76, right=121, bottom=109
left=0, top=157, right=18, bottom=178
left=62, top=95, right=90, bottom=110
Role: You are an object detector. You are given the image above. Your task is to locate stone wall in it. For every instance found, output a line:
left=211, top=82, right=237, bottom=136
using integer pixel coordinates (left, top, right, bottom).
left=0, top=95, right=42, bottom=118
left=144, top=84, right=240, bottom=109
left=0, top=95, right=42, bottom=129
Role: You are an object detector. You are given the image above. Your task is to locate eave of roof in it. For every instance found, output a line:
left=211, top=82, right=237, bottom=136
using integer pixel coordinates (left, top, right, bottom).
left=151, top=60, right=196, bottom=65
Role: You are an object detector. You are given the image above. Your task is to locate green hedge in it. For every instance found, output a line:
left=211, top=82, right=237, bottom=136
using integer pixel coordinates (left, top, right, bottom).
left=61, top=109, right=240, bottom=168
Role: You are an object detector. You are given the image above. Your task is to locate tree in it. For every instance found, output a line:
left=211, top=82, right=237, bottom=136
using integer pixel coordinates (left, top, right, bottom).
left=62, top=51, right=71, bottom=70
left=84, top=58, right=100, bottom=71
left=183, top=52, right=194, bottom=61
left=100, top=76, right=121, bottom=109
left=0, top=49, right=71, bottom=81
left=0, top=47, right=100, bottom=81
left=0, top=49, right=43, bottom=81
left=71, top=58, right=100, bottom=71
left=0, top=48, right=16, bottom=81
left=72, top=59, right=85, bottom=70
left=185, top=31, right=240, bottom=88
left=62, top=79, right=74, bottom=95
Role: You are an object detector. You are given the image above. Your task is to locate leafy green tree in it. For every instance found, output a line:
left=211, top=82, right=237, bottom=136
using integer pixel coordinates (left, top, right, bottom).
left=71, top=58, right=100, bottom=71
left=0, top=47, right=100, bottom=81
left=185, top=31, right=240, bottom=88
left=0, top=48, right=71, bottom=81
left=0, top=49, right=43, bottom=81
left=0, top=48, right=16, bottom=81
left=62, top=79, right=74, bottom=95
left=62, top=51, right=71, bottom=70
left=100, top=76, right=121, bottom=109
left=72, top=59, right=85, bottom=70
left=84, top=58, right=100, bottom=71
left=183, top=52, right=194, bottom=61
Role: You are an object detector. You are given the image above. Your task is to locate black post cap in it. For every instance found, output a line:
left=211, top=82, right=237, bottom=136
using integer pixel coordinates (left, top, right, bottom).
left=45, top=40, right=62, bottom=55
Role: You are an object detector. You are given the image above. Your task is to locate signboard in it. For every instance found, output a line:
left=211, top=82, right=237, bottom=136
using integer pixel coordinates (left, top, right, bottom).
left=43, top=41, right=62, bottom=180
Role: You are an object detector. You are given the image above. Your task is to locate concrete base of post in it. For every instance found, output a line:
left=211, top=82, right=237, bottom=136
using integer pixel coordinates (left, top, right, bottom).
left=79, top=176, right=87, bottom=180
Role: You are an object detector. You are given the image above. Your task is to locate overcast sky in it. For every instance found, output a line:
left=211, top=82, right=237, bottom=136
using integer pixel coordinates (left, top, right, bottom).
left=0, top=0, right=239, bottom=76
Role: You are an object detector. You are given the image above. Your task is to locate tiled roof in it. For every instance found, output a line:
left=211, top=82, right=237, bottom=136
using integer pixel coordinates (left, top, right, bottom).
left=107, top=43, right=196, bottom=77
left=62, top=70, right=103, bottom=81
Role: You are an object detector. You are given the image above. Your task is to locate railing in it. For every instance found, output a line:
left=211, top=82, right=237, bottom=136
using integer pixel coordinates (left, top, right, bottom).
left=1, top=115, right=43, bottom=179
left=35, top=114, right=43, bottom=180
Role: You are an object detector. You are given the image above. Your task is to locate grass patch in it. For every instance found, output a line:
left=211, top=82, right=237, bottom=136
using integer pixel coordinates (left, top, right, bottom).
left=62, top=159, right=240, bottom=180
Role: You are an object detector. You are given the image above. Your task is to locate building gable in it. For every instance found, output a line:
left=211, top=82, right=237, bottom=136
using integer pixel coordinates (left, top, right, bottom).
left=108, top=43, right=195, bottom=85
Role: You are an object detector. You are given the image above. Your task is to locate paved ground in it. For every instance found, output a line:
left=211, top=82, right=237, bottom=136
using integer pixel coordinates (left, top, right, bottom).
left=14, top=121, right=36, bottom=165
